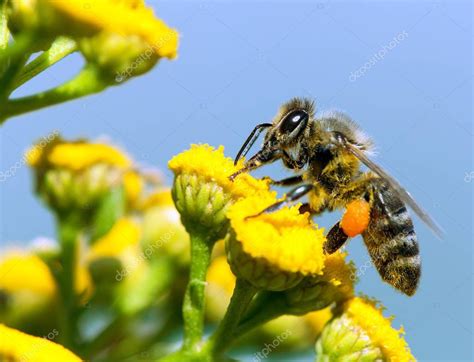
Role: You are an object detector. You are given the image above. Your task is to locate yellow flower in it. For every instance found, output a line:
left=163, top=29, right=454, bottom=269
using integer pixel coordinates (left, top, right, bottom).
left=345, top=298, right=414, bottom=361
left=0, top=252, right=56, bottom=297
left=169, top=144, right=269, bottom=237
left=226, top=192, right=326, bottom=291
left=169, top=145, right=269, bottom=199
left=316, top=297, right=415, bottom=362
left=37, top=0, right=178, bottom=58
left=0, top=324, right=80, bottom=362
left=28, top=136, right=133, bottom=214
left=0, top=252, right=57, bottom=333
left=15, top=0, right=179, bottom=80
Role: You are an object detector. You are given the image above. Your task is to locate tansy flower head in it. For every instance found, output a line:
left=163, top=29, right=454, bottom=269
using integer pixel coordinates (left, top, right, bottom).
left=0, top=324, right=80, bottom=362
left=226, top=192, right=326, bottom=291
left=169, top=144, right=269, bottom=238
left=45, top=0, right=177, bottom=81
left=316, top=297, right=415, bottom=362
left=284, top=251, right=355, bottom=314
left=10, top=0, right=179, bottom=78
left=28, top=136, right=133, bottom=215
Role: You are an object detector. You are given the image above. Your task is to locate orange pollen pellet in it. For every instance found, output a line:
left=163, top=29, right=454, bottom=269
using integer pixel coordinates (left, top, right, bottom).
left=340, top=199, right=371, bottom=237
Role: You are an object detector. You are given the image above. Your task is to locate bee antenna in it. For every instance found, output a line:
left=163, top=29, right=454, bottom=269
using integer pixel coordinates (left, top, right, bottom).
left=234, top=123, right=272, bottom=165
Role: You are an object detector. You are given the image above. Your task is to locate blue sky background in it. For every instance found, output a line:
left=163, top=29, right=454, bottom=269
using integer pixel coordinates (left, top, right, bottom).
left=1, top=1, right=472, bottom=360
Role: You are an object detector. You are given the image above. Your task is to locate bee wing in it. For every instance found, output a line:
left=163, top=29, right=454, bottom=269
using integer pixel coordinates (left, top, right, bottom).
left=345, top=142, right=444, bottom=239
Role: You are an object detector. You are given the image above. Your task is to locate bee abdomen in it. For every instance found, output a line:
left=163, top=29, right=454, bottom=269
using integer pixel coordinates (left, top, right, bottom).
left=375, top=232, right=420, bottom=296
left=363, top=197, right=421, bottom=295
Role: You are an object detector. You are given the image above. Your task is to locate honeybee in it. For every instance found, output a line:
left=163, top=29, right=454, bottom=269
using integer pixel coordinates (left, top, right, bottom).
left=230, top=98, right=442, bottom=296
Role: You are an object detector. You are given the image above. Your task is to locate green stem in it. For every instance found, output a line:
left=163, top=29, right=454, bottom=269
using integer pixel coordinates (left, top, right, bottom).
left=0, top=34, right=36, bottom=102
left=14, top=37, right=77, bottom=88
left=1, top=65, right=108, bottom=123
left=233, top=295, right=288, bottom=339
left=57, top=213, right=83, bottom=352
left=206, top=278, right=257, bottom=355
left=182, top=232, right=214, bottom=351
left=0, top=0, right=9, bottom=50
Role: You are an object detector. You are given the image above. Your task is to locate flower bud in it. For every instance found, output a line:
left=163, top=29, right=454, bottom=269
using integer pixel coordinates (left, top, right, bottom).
left=315, top=297, right=415, bottom=362
left=168, top=144, right=269, bottom=239
left=32, top=0, right=178, bottom=80
left=28, top=136, right=133, bottom=219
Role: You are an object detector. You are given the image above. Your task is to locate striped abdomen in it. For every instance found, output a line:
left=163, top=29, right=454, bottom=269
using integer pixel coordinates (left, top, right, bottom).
left=362, top=180, right=420, bottom=296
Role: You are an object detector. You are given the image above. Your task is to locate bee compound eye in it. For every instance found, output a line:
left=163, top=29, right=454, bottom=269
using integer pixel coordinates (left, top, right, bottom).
left=280, top=110, right=308, bottom=134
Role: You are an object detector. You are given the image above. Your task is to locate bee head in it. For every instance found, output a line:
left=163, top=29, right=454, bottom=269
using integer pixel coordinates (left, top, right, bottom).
left=230, top=98, right=315, bottom=180
left=267, top=97, right=314, bottom=146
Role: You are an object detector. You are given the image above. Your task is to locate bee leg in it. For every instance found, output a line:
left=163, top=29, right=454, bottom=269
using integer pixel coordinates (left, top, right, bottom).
left=246, top=183, right=314, bottom=219
left=324, top=199, right=371, bottom=254
left=324, top=222, right=349, bottom=254
left=298, top=202, right=313, bottom=214
left=262, top=175, right=304, bottom=186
